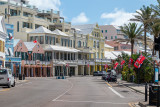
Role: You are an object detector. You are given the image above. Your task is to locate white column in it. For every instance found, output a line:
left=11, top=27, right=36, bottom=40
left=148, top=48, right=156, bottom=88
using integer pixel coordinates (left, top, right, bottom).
left=52, top=51, right=54, bottom=60
left=75, top=66, right=78, bottom=76
left=82, top=65, right=84, bottom=75
left=59, top=52, right=60, bottom=60
left=53, top=66, right=55, bottom=76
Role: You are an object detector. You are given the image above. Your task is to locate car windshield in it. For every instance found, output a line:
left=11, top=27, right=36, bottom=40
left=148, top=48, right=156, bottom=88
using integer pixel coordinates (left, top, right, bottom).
left=0, top=69, right=7, bottom=75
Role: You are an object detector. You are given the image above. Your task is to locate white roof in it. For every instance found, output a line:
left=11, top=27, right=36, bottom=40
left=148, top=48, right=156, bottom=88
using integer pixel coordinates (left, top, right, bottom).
left=105, top=51, right=131, bottom=60
left=52, top=29, right=69, bottom=37
left=105, top=44, right=114, bottom=48
left=24, top=42, right=36, bottom=51
left=29, top=26, right=55, bottom=34
left=45, top=45, right=79, bottom=53
left=14, top=39, right=20, bottom=47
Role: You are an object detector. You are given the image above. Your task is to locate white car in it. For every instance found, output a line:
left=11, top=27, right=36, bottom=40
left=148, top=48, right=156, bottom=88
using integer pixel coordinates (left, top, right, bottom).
left=0, top=68, right=15, bottom=88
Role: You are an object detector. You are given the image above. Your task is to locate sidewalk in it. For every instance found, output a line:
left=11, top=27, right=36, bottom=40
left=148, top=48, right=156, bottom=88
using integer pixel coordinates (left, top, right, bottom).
left=15, top=78, right=29, bottom=85
left=117, top=78, right=145, bottom=94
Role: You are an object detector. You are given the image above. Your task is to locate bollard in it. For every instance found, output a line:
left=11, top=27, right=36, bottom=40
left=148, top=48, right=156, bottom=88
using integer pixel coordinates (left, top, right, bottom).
left=157, top=86, right=159, bottom=107
left=145, top=83, right=147, bottom=102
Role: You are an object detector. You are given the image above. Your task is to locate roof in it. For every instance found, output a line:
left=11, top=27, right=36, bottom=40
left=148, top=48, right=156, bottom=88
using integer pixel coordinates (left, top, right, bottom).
left=29, top=26, right=55, bottom=34
left=24, top=42, right=36, bottom=51
left=45, top=45, right=80, bottom=53
left=72, top=24, right=96, bottom=35
left=52, top=29, right=69, bottom=37
left=105, top=51, right=131, bottom=60
left=105, top=44, right=114, bottom=48
left=0, top=16, right=6, bottom=35
left=13, top=39, right=20, bottom=47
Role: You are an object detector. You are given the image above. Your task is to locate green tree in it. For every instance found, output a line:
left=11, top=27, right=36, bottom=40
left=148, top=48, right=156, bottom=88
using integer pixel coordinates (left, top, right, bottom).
left=131, top=5, right=154, bottom=54
left=120, top=23, right=143, bottom=56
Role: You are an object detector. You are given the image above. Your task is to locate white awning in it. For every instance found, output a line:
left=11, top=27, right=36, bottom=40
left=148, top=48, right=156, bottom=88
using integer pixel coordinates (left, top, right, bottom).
left=8, top=48, right=13, bottom=56
left=45, top=45, right=80, bottom=53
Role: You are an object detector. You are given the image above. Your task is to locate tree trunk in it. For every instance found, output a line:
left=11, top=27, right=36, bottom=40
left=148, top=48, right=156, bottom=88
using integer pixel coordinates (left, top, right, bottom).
left=131, top=41, right=134, bottom=56
left=144, top=27, right=147, bottom=54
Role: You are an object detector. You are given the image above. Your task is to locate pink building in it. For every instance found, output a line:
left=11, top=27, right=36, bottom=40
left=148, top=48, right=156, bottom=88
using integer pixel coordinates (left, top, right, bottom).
left=99, top=25, right=125, bottom=41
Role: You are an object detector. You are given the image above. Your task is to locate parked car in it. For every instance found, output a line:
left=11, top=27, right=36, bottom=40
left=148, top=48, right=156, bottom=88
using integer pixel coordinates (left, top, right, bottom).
left=105, top=74, right=117, bottom=82
left=93, top=71, right=99, bottom=76
left=0, top=68, right=15, bottom=88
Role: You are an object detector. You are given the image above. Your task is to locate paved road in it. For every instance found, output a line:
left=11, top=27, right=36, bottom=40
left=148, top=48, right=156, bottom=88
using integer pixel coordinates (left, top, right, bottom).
left=0, top=76, right=143, bottom=107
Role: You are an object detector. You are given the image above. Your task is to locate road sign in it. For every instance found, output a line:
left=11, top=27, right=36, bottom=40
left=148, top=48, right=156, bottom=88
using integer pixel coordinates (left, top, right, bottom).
left=155, top=68, right=159, bottom=83
left=0, top=61, right=2, bottom=65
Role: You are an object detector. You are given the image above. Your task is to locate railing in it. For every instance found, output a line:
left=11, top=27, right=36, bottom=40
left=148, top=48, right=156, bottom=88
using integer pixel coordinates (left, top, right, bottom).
left=24, top=60, right=51, bottom=65
left=6, top=57, right=21, bottom=62
left=53, top=59, right=78, bottom=64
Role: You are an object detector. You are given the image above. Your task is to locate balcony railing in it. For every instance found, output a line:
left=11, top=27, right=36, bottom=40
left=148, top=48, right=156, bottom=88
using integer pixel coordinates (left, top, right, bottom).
left=24, top=60, right=51, bottom=65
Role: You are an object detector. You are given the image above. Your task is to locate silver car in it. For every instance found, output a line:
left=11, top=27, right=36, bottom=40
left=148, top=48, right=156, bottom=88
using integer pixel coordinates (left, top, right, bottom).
left=0, top=68, right=15, bottom=88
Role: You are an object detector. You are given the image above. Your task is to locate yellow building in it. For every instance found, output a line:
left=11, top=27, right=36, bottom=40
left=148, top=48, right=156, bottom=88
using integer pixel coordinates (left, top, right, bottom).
left=0, top=0, right=71, bottom=41
left=0, top=16, right=7, bottom=67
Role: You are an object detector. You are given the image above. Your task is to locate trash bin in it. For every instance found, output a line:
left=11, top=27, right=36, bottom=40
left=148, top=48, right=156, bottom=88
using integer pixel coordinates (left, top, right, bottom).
left=19, top=74, right=22, bottom=80
left=149, top=84, right=160, bottom=105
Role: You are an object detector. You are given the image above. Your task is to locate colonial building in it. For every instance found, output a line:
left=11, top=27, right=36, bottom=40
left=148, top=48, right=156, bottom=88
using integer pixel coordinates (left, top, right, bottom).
left=0, top=16, right=7, bottom=67
left=0, top=0, right=71, bottom=41
left=14, top=39, right=53, bottom=77
left=99, top=25, right=125, bottom=41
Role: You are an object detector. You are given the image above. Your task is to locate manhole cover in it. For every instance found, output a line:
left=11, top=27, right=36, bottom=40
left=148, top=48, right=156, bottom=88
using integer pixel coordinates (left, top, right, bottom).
left=121, top=90, right=129, bottom=93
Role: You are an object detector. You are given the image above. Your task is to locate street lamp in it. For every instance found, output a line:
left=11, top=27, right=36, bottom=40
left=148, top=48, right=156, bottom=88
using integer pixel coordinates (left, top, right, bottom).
left=101, top=59, right=102, bottom=72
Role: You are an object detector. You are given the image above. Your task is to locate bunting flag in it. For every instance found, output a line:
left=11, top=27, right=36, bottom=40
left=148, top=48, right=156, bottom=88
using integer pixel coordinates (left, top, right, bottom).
left=33, top=40, right=37, bottom=43
left=134, top=55, right=145, bottom=68
left=87, top=64, right=90, bottom=68
left=66, top=64, right=69, bottom=68
left=104, top=64, right=108, bottom=69
left=121, top=60, right=125, bottom=68
left=114, top=62, right=119, bottom=69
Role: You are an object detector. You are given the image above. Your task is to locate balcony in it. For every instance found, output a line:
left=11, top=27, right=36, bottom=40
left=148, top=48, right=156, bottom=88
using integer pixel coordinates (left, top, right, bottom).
left=24, top=60, right=51, bottom=65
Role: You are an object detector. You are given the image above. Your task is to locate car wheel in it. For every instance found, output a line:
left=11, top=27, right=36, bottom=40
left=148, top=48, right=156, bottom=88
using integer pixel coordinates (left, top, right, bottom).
left=8, top=82, right=11, bottom=88
left=12, top=81, right=15, bottom=87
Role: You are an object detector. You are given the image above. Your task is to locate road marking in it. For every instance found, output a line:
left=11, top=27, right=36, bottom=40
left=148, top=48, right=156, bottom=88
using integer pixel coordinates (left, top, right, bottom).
left=54, top=100, right=128, bottom=105
left=128, top=102, right=134, bottom=107
left=106, top=82, right=112, bottom=87
left=0, top=88, right=10, bottom=92
left=52, top=80, right=73, bottom=101
left=109, top=87, right=125, bottom=98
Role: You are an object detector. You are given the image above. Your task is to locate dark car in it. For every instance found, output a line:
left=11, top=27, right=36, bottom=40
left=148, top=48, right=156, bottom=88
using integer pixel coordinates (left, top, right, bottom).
left=105, top=74, right=117, bottom=82
left=98, top=71, right=107, bottom=76
left=93, top=71, right=99, bottom=76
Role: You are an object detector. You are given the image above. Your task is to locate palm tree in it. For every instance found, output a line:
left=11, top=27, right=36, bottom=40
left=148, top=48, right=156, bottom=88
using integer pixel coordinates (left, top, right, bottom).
left=131, top=5, right=154, bottom=54
left=120, top=23, right=143, bottom=56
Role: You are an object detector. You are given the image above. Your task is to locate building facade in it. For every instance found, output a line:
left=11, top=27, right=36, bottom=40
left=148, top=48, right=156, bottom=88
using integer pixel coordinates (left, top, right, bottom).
left=14, top=39, right=53, bottom=77
left=0, top=16, right=7, bottom=67
left=99, top=25, right=125, bottom=41
left=0, top=0, right=71, bottom=41
left=5, top=24, right=21, bottom=76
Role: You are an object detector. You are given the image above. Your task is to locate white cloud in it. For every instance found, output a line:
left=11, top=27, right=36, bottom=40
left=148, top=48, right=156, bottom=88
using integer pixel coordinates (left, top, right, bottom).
left=101, top=8, right=137, bottom=26
left=28, top=0, right=61, bottom=11
left=71, top=12, right=89, bottom=24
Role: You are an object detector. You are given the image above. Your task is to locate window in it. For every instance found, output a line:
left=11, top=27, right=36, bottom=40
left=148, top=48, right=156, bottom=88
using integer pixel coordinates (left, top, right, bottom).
left=114, top=46, right=119, bottom=50
left=93, top=41, right=96, bottom=48
left=102, top=30, right=103, bottom=33
left=68, top=40, right=70, bottom=47
left=105, top=30, right=107, bottom=33
left=10, top=9, right=17, bottom=16
left=105, top=36, right=107, bottom=40
left=73, top=40, right=75, bottom=48
left=53, top=37, right=55, bottom=45
left=83, top=42, right=84, bottom=46
left=23, top=12, right=32, bottom=17
left=78, top=41, right=81, bottom=48
left=49, top=36, right=52, bottom=44
left=97, top=52, right=99, bottom=59
left=23, top=22, right=29, bottom=28
left=30, top=37, right=33, bottom=41
left=17, top=21, right=19, bottom=32
left=65, top=39, right=67, bottom=46
left=5, top=8, right=7, bottom=19
left=56, top=38, right=58, bottom=43
left=45, top=36, right=48, bottom=44
left=40, top=36, right=43, bottom=44
left=61, top=38, right=63, bottom=46
left=70, top=40, right=72, bottom=47
left=111, top=36, right=113, bottom=39
left=115, top=36, right=117, bottom=39
left=97, top=42, right=99, bottom=48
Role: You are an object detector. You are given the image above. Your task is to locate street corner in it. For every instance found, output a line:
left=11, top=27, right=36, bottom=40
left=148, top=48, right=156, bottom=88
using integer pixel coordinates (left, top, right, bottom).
left=15, top=79, right=29, bottom=85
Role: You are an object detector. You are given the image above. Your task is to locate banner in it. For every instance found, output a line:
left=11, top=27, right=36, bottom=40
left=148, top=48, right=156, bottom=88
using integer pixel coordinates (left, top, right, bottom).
left=104, top=64, right=108, bottom=69
left=134, top=55, right=145, bottom=68
left=114, top=62, right=119, bottom=69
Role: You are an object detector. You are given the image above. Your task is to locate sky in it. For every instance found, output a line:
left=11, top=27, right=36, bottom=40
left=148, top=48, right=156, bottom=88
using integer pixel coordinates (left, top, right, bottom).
left=28, top=0, right=158, bottom=26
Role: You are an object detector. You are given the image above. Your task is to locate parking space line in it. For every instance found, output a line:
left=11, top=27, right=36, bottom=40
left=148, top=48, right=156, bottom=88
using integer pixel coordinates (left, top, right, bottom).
left=0, top=88, right=10, bottom=92
left=106, top=82, right=112, bottom=87
left=128, top=102, right=134, bottom=107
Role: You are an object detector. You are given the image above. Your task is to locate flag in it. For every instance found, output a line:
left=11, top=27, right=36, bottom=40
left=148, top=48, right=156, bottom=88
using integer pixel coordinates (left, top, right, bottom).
left=33, top=40, right=37, bottom=43
left=114, top=62, right=119, bottom=69
left=66, top=64, right=69, bottom=68
left=88, top=64, right=90, bottom=68
left=134, top=55, right=145, bottom=68
left=104, top=64, right=108, bottom=69
left=121, top=60, right=125, bottom=68
left=128, top=58, right=133, bottom=68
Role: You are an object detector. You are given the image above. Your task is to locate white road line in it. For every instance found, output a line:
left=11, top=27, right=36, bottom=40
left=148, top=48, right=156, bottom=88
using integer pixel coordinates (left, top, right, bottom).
left=52, top=80, right=73, bottom=101
left=109, top=87, right=125, bottom=98
left=54, top=100, right=128, bottom=105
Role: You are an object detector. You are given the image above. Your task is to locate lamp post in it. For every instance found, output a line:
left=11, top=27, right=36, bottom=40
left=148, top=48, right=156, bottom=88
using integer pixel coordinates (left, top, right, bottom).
left=101, top=59, right=102, bottom=72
